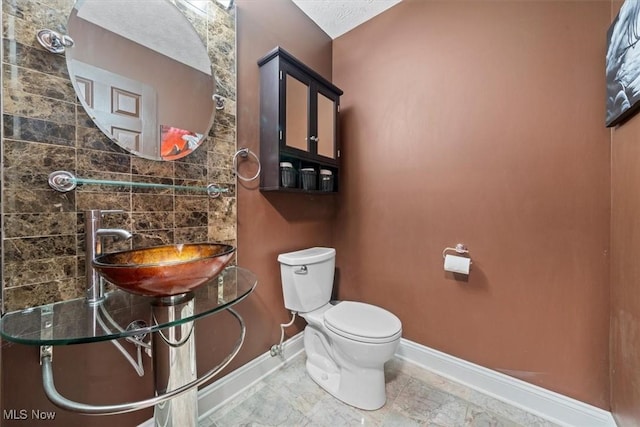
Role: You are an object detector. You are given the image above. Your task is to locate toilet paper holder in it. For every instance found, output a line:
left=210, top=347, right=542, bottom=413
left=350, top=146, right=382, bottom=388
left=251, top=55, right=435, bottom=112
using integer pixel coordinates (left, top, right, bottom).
left=442, top=244, right=472, bottom=264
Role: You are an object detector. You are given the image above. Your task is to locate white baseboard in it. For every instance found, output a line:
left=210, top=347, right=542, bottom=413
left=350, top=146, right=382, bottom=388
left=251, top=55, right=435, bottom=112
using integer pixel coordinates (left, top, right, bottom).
left=396, top=339, right=616, bottom=427
left=197, top=333, right=305, bottom=419
left=140, top=334, right=615, bottom=427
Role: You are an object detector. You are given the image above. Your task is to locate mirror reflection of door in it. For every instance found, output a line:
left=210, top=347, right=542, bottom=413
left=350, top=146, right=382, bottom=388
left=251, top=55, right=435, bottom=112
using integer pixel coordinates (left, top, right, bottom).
left=73, top=60, right=158, bottom=158
left=66, top=0, right=215, bottom=161
left=285, top=74, right=310, bottom=152
left=317, top=92, right=336, bottom=159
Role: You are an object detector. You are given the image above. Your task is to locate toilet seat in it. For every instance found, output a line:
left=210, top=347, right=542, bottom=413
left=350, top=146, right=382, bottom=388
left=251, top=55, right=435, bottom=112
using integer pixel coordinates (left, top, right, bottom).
left=324, top=301, right=402, bottom=344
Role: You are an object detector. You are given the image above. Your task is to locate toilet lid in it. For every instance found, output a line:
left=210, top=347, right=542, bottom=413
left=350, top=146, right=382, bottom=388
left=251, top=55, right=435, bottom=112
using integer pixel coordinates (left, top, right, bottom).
left=324, top=301, right=402, bottom=342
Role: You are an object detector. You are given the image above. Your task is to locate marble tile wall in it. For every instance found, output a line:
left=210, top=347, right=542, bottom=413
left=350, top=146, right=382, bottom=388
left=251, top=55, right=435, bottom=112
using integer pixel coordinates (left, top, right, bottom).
left=1, top=0, right=237, bottom=311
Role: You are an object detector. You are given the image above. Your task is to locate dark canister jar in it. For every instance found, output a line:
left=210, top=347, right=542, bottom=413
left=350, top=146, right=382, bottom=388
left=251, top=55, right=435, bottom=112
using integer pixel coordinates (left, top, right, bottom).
left=320, top=169, right=334, bottom=191
left=280, top=162, right=296, bottom=188
left=300, top=168, right=317, bottom=190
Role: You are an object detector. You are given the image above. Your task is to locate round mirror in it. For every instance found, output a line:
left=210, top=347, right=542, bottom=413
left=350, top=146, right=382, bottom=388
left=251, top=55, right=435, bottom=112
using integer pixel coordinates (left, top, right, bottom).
left=66, top=0, right=216, bottom=161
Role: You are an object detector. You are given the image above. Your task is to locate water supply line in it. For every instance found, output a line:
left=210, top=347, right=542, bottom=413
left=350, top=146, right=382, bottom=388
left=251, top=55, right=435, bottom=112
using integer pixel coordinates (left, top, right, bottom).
left=270, top=311, right=297, bottom=358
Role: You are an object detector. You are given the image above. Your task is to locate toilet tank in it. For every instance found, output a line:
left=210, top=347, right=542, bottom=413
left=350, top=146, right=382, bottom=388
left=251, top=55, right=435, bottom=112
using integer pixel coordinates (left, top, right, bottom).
left=277, top=247, right=336, bottom=313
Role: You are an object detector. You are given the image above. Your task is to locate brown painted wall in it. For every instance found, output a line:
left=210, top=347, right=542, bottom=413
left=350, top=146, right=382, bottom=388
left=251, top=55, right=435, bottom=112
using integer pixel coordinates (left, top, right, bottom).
left=234, top=0, right=335, bottom=357
left=610, top=113, right=640, bottom=425
left=332, top=0, right=611, bottom=408
left=609, top=0, right=640, bottom=423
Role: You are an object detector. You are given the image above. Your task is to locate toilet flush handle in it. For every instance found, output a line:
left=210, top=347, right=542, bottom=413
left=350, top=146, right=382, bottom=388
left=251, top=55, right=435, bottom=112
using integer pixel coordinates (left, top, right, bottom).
left=294, top=265, right=308, bottom=275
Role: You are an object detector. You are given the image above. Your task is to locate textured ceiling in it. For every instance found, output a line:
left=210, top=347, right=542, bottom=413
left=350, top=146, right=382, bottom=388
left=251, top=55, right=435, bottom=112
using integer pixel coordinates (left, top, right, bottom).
left=78, top=0, right=211, bottom=74
left=291, top=0, right=402, bottom=39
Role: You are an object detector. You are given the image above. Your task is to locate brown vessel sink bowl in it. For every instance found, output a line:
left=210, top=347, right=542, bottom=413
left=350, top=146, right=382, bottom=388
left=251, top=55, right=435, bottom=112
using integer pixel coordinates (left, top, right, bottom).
left=92, top=243, right=236, bottom=297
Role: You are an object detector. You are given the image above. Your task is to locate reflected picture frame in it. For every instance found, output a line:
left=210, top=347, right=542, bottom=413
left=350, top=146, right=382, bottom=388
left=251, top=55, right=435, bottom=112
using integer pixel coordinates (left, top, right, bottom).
left=606, top=0, right=640, bottom=127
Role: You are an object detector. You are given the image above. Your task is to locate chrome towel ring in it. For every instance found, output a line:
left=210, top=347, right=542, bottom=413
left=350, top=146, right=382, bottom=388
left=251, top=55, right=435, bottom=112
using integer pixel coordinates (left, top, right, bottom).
left=233, top=148, right=261, bottom=182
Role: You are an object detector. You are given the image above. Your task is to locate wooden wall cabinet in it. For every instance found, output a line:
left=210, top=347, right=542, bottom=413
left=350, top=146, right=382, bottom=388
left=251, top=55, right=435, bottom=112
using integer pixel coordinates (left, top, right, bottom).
left=258, top=47, right=343, bottom=193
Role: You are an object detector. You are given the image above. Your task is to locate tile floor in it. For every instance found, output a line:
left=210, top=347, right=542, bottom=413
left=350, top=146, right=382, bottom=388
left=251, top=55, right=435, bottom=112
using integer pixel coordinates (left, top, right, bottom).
left=200, top=353, right=560, bottom=427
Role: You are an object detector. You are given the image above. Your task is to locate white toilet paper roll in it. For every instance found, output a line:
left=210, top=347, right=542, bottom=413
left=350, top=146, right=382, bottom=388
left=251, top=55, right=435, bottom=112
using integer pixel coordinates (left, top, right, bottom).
left=444, top=254, right=471, bottom=275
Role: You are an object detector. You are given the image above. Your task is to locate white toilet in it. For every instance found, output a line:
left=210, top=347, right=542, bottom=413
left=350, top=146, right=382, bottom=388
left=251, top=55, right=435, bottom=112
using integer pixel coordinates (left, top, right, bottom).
left=278, top=247, right=402, bottom=410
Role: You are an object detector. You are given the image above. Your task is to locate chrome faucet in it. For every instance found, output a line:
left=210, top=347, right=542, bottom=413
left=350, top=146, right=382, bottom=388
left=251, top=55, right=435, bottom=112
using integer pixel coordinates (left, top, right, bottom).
left=96, top=228, right=133, bottom=241
left=85, top=209, right=133, bottom=304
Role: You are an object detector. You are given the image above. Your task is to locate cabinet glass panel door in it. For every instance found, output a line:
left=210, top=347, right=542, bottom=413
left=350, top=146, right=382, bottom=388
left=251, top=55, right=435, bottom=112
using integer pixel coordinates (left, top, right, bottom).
left=285, top=75, right=309, bottom=152
left=317, top=92, right=335, bottom=159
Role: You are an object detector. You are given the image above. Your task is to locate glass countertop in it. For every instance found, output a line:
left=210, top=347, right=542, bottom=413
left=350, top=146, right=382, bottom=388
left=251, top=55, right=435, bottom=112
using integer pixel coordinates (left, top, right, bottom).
left=0, top=266, right=256, bottom=346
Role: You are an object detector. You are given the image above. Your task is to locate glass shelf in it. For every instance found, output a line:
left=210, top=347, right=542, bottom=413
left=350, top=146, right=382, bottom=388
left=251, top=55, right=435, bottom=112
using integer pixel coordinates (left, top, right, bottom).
left=48, top=170, right=229, bottom=197
left=0, top=266, right=256, bottom=346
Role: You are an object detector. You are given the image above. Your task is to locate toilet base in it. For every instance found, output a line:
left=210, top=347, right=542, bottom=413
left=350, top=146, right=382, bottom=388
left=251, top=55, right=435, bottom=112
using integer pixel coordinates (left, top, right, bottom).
left=304, top=326, right=388, bottom=411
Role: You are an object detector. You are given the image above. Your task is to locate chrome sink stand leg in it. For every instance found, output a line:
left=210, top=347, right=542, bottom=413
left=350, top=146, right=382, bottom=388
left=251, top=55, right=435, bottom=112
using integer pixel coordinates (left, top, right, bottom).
left=151, top=293, right=198, bottom=427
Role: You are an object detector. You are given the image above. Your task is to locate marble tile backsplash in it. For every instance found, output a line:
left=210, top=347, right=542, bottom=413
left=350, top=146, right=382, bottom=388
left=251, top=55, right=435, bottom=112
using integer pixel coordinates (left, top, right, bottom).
left=1, top=0, right=237, bottom=311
